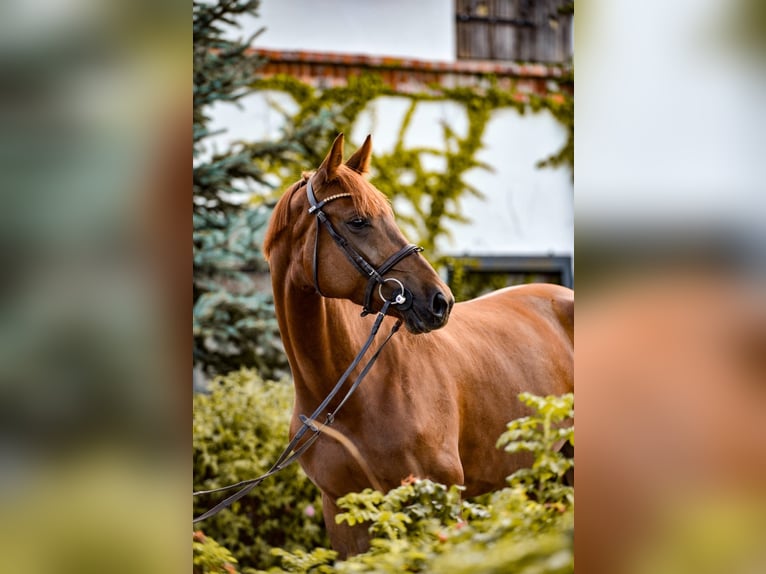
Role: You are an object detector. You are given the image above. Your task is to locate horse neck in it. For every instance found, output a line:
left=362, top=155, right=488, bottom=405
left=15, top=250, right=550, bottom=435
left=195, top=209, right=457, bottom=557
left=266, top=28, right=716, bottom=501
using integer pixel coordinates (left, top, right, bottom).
left=271, top=263, right=367, bottom=405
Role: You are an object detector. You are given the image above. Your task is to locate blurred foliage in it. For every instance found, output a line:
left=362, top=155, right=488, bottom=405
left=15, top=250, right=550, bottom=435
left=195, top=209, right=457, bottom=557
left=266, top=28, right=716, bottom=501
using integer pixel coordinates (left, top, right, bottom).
left=193, top=0, right=341, bottom=377
left=725, top=0, right=766, bottom=58
left=445, top=258, right=568, bottom=302
left=193, top=370, right=328, bottom=571
left=497, top=393, right=575, bottom=505
left=193, top=206, right=286, bottom=377
left=194, top=530, right=239, bottom=574
left=446, top=260, right=517, bottom=302
left=193, top=373, right=574, bottom=573
left=193, top=0, right=281, bottom=377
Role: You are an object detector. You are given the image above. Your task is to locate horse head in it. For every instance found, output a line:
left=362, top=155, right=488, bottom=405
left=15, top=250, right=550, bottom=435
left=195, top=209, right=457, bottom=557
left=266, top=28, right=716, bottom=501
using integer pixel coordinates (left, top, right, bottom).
left=264, top=134, right=454, bottom=333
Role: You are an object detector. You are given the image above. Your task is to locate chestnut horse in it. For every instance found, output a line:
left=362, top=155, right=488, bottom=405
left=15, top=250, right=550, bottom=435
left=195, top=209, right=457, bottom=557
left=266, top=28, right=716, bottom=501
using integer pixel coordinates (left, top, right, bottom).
left=263, top=134, right=574, bottom=556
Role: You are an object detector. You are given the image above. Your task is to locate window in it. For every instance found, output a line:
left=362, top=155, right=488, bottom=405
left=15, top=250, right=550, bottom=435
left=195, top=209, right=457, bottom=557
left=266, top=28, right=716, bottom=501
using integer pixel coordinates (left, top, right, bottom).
left=456, top=0, right=573, bottom=63
left=446, top=255, right=573, bottom=301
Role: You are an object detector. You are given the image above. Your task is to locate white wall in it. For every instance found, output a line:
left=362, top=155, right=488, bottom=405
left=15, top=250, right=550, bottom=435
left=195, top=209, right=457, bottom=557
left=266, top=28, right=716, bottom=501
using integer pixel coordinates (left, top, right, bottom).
left=238, top=0, right=454, bottom=62
left=350, top=98, right=572, bottom=256
left=444, top=109, right=572, bottom=256
left=206, top=92, right=573, bottom=258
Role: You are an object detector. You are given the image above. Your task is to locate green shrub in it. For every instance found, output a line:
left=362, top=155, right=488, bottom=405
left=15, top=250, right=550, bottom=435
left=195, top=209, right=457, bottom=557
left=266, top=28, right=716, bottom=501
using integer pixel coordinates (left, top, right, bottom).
left=497, top=392, right=575, bottom=505
left=193, top=530, right=239, bottom=574
left=193, top=369, right=328, bottom=571
left=193, top=372, right=573, bottom=573
left=250, top=393, right=574, bottom=574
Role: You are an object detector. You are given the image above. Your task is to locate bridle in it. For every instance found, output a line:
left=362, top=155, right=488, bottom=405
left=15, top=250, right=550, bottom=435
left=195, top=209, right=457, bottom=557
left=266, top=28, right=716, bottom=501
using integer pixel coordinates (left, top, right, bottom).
left=305, top=176, right=423, bottom=316
left=193, top=175, right=426, bottom=523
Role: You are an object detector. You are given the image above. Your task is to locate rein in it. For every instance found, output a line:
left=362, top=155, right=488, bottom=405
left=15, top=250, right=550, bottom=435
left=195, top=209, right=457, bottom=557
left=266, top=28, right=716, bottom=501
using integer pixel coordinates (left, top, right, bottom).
left=193, top=176, right=422, bottom=523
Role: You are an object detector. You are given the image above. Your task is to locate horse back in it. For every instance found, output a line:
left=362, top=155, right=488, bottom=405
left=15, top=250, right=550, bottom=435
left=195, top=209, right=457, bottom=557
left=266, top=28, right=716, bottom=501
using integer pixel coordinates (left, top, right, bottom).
left=454, top=283, right=574, bottom=394
left=471, top=282, right=573, bottom=342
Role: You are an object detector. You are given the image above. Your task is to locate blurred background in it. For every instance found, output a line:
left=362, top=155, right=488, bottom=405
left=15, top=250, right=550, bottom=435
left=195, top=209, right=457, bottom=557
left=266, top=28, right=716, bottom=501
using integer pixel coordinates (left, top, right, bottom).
left=0, top=0, right=189, bottom=572
left=0, top=0, right=764, bottom=572
left=577, top=1, right=766, bottom=573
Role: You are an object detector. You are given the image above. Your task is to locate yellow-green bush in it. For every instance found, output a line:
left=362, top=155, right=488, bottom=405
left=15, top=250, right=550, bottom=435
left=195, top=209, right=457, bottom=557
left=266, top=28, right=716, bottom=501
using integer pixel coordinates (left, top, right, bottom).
left=193, top=370, right=328, bottom=571
left=253, top=393, right=574, bottom=574
left=194, top=373, right=574, bottom=574
left=193, top=530, right=239, bottom=574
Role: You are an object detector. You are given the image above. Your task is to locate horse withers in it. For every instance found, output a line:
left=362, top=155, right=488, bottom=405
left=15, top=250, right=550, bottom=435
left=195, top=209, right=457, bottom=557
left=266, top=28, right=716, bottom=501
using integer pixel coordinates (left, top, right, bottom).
left=263, top=134, right=574, bottom=556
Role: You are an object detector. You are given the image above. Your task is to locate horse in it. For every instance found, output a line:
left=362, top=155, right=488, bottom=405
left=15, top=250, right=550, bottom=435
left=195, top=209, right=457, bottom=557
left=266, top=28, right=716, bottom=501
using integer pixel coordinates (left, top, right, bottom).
left=262, top=134, right=574, bottom=557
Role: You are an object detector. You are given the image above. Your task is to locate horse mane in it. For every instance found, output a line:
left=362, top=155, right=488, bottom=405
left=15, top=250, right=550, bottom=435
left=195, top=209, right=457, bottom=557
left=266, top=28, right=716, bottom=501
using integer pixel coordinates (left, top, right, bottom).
left=263, top=165, right=392, bottom=261
left=263, top=178, right=304, bottom=260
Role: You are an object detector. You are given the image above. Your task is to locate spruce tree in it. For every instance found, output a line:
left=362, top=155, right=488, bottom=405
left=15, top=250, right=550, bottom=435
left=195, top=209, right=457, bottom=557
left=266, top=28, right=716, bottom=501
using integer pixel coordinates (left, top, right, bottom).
left=193, top=0, right=308, bottom=379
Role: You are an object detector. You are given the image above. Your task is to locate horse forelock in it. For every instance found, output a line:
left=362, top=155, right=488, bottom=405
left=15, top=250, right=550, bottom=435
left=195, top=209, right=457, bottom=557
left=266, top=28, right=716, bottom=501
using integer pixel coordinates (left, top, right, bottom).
left=263, top=167, right=392, bottom=261
left=333, top=165, right=392, bottom=220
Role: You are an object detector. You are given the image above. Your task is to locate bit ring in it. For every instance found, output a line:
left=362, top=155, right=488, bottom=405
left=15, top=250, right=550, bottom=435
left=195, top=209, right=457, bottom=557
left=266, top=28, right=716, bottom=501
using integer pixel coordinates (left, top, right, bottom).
left=378, top=277, right=406, bottom=305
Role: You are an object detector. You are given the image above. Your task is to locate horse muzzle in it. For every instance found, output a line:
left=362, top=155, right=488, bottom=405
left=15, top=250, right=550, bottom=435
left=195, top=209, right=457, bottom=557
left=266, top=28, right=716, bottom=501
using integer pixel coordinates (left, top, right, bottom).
left=401, top=290, right=454, bottom=334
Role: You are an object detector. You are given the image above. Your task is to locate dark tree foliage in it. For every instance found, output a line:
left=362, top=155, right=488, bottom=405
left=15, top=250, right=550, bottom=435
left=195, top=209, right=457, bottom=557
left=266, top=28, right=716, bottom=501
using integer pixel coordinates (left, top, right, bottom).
left=193, top=0, right=280, bottom=378
left=193, top=0, right=331, bottom=378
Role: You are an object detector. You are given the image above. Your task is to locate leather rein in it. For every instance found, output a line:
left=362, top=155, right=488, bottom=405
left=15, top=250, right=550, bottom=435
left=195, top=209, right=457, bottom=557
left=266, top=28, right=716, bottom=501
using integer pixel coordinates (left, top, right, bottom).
left=193, top=176, right=423, bottom=523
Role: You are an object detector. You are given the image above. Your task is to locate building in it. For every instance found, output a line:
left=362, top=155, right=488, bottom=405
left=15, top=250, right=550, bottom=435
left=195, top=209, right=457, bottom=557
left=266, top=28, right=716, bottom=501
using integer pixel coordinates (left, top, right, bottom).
left=209, top=0, right=574, bottom=292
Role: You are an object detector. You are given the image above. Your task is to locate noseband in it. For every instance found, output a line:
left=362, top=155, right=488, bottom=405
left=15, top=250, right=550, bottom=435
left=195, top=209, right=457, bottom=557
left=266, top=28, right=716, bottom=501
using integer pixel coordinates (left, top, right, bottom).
left=305, top=177, right=423, bottom=316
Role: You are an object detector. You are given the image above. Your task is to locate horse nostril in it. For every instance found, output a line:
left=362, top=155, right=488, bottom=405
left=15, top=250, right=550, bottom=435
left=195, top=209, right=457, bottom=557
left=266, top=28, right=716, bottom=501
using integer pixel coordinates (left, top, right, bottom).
left=431, top=292, right=450, bottom=319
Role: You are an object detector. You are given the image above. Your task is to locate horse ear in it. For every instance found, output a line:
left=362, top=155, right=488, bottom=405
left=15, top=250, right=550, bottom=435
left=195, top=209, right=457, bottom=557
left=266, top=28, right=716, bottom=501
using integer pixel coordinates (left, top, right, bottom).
left=345, top=135, right=372, bottom=174
left=318, top=133, right=345, bottom=180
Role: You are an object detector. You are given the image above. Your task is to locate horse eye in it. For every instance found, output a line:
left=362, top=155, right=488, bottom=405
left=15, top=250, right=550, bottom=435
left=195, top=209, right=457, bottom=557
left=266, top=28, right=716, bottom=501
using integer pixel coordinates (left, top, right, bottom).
left=346, top=217, right=369, bottom=230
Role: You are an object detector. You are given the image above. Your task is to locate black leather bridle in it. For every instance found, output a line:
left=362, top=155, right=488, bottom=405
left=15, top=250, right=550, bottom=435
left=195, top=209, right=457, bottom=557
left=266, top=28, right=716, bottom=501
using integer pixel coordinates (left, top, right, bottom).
left=305, top=176, right=423, bottom=316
